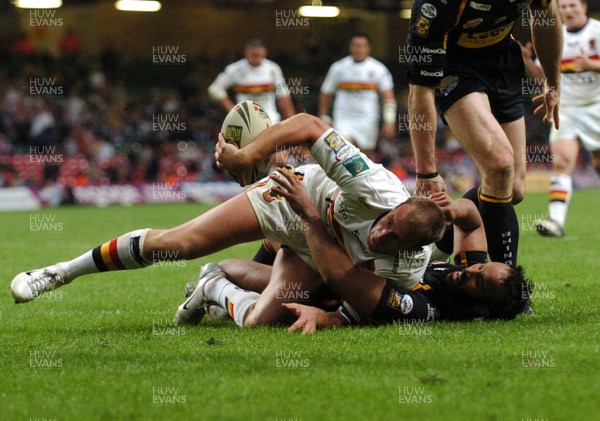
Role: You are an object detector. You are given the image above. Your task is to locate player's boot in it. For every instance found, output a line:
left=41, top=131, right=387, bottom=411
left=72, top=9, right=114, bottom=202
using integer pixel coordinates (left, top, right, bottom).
left=182, top=278, right=229, bottom=319
left=534, top=219, right=565, bottom=238
left=9, top=265, right=69, bottom=303
left=173, top=263, right=224, bottom=325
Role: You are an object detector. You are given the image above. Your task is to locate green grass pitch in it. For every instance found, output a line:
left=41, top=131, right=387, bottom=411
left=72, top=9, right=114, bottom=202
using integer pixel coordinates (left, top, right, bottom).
left=0, top=190, right=598, bottom=420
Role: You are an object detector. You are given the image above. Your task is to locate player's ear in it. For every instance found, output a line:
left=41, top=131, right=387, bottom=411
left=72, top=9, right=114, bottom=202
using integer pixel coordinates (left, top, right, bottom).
left=472, top=304, right=490, bottom=317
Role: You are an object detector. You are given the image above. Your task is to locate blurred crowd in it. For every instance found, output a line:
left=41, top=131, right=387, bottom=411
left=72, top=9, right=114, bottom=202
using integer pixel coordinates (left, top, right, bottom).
left=0, top=31, right=553, bottom=196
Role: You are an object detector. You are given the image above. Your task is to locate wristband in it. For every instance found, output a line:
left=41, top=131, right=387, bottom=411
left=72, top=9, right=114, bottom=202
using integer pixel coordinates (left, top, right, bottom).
left=319, top=114, right=333, bottom=126
left=382, top=101, right=397, bottom=125
left=416, top=172, right=439, bottom=179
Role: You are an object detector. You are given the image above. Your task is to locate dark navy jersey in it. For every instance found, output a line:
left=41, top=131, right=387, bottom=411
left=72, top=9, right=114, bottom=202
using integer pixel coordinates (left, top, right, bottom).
left=407, top=0, right=552, bottom=86
left=363, top=251, right=488, bottom=324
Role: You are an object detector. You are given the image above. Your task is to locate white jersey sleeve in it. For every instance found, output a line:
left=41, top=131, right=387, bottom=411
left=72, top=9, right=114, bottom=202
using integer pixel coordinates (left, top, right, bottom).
left=378, top=63, right=394, bottom=92
left=212, top=62, right=238, bottom=92
left=273, top=63, right=290, bottom=98
left=310, top=128, right=378, bottom=190
left=320, top=61, right=341, bottom=95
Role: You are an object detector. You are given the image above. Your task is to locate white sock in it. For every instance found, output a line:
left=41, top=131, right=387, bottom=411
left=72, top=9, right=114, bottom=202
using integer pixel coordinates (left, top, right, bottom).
left=207, top=277, right=259, bottom=327
left=58, top=229, right=151, bottom=282
left=548, top=174, right=572, bottom=228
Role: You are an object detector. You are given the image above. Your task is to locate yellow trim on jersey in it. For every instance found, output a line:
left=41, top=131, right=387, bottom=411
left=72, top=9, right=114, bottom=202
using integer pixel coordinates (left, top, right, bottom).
left=337, top=82, right=378, bottom=91
left=444, top=0, right=470, bottom=49
left=411, top=283, right=432, bottom=292
left=233, top=84, right=275, bottom=94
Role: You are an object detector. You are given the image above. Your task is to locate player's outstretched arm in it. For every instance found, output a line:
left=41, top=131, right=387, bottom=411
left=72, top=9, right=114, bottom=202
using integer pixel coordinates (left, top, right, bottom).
left=283, top=303, right=348, bottom=334
left=408, top=84, right=445, bottom=196
left=215, top=113, right=328, bottom=175
left=530, top=0, right=562, bottom=129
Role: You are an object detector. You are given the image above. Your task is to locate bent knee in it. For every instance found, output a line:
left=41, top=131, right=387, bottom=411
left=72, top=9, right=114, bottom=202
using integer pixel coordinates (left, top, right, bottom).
left=512, top=186, right=525, bottom=204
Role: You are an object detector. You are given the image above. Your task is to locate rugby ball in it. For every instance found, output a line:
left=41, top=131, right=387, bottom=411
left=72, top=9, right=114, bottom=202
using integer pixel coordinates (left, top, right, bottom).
left=221, top=101, right=272, bottom=186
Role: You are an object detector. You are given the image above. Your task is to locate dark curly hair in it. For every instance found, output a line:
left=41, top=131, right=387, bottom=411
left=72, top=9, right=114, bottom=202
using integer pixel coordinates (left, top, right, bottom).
left=485, top=265, right=534, bottom=320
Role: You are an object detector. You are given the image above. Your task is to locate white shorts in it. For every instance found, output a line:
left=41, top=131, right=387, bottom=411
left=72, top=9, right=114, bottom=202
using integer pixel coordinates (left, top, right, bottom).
left=332, top=117, right=379, bottom=151
left=244, top=165, right=338, bottom=270
left=549, top=102, right=600, bottom=152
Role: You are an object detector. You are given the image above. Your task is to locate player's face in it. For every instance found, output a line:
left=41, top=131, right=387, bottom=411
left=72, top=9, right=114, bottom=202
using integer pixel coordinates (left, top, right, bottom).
left=559, top=0, right=588, bottom=30
left=349, top=36, right=370, bottom=62
left=445, top=262, right=509, bottom=302
left=366, top=204, right=416, bottom=254
left=245, top=47, right=266, bottom=67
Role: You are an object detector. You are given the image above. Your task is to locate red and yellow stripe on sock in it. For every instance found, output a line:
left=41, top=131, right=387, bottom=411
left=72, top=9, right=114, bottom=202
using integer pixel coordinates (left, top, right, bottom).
left=225, top=298, right=235, bottom=319
left=92, top=238, right=127, bottom=271
left=549, top=189, right=568, bottom=203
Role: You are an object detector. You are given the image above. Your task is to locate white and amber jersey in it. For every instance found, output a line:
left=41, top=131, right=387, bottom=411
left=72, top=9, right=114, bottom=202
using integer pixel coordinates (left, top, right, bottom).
left=559, top=18, right=600, bottom=107
left=211, top=58, right=290, bottom=122
left=246, top=128, right=431, bottom=289
left=321, top=56, right=394, bottom=122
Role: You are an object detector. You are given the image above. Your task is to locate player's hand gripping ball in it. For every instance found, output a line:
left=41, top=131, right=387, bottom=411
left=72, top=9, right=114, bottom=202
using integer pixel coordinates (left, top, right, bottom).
left=220, top=100, right=272, bottom=186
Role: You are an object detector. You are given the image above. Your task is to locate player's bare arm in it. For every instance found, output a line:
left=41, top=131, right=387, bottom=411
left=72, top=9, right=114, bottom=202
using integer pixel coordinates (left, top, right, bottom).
left=318, top=92, right=334, bottom=124
left=519, top=41, right=546, bottom=80
left=408, top=84, right=445, bottom=195
left=215, top=113, right=328, bottom=177
left=379, top=88, right=397, bottom=140
left=530, top=0, right=562, bottom=129
left=430, top=192, right=487, bottom=254
left=270, top=167, right=386, bottom=318
left=283, top=303, right=348, bottom=334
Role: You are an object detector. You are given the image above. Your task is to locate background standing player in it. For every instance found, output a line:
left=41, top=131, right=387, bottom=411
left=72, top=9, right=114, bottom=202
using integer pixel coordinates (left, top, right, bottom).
left=318, top=33, right=397, bottom=160
left=522, top=0, right=600, bottom=237
left=407, top=0, right=562, bottom=267
left=208, top=38, right=295, bottom=123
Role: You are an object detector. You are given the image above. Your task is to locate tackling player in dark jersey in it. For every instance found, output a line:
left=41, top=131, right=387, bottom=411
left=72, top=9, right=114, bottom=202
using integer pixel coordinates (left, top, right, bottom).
left=406, top=0, right=562, bottom=269
left=196, top=168, right=532, bottom=333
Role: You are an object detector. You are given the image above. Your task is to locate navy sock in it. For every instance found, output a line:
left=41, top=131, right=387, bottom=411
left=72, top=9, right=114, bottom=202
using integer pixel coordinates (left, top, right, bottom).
left=478, top=192, right=519, bottom=267
left=463, top=186, right=480, bottom=206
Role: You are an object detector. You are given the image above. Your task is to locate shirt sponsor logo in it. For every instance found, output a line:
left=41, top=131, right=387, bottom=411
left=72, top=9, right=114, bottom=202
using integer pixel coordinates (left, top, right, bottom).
left=469, top=1, right=491, bottom=11
left=416, top=16, right=431, bottom=37
left=324, top=131, right=352, bottom=161
left=387, top=290, right=402, bottom=308
left=421, top=3, right=437, bottom=18
left=420, top=70, right=444, bottom=77
left=351, top=230, right=367, bottom=253
left=438, top=75, right=459, bottom=96
left=457, top=22, right=514, bottom=48
left=400, top=294, right=414, bottom=314
left=463, top=18, right=484, bottom=28
left=342, top=155, right=369, bottom=176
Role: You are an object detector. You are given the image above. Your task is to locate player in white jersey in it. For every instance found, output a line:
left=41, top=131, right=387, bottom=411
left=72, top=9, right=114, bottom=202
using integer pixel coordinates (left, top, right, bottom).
left=319, top=33, right=397, bottom=159
left=10, top=114, right=446, bottom=329
left=208, top=38, right=294, bottom=123
left=522, top=0, right=600, bottom=237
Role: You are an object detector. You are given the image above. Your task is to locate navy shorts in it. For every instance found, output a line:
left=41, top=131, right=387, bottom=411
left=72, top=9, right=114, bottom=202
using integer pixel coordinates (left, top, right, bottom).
left=435, top=41, right=525, bottom=124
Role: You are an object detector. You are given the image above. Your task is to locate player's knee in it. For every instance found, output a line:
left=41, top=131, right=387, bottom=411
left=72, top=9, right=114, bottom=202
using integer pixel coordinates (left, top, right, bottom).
left=480, top=148, right=514, bottom=177
left=485, top=161, right=514, bottom=181
left=512, top=185, right=525, bottom=204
